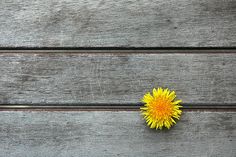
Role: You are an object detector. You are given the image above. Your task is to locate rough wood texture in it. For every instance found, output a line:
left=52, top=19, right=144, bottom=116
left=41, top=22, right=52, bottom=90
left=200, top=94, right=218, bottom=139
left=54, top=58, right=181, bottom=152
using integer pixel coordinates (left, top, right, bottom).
left=0, top=111, right=235, bottom=157
left=0, top=0, right=235, bottom=47
left=0, top=53, right=235, bottom=105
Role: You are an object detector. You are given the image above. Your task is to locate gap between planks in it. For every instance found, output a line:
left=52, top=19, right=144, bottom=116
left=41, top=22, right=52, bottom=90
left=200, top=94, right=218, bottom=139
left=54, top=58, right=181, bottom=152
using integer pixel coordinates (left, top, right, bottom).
left=0, top=104, right=236, bottom=112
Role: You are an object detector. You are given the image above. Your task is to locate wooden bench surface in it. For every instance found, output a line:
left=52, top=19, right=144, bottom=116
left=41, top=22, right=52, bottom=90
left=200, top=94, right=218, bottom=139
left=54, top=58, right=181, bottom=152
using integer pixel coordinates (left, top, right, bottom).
left=0, top=0, right=235, bottom=157
left=0, top=51, right=235, bottom=106
left=0, top=0, right=235, bottom=47
left=0, top=111, right=235, bottom=157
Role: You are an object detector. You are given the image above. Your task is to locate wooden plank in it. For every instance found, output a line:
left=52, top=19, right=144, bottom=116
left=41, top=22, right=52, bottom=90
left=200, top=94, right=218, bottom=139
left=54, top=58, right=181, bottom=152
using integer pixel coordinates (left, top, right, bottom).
left=0, top=0, right=235, bottom=47
left=0, top=111, right=235, bottom=157
left=0, top=53, right=235, bottom=105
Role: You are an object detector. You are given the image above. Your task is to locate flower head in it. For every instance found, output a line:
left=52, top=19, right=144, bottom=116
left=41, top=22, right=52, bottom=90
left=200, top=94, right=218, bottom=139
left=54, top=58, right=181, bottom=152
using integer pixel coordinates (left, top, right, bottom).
left=140, top=87, right=182, bottom=130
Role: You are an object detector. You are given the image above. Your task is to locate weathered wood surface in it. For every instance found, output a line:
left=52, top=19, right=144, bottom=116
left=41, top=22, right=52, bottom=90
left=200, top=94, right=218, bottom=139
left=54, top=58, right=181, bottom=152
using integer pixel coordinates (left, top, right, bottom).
left=0, top=111, right=235, bottom=157
left=0, top=0, right=235, bottom=47
left=0, top=53, right=235, bottom=105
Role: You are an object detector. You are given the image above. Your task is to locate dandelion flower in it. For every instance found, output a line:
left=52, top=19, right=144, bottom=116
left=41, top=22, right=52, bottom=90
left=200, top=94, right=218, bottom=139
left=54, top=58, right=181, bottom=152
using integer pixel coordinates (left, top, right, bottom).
left=140, top=87, right=182, bottom=130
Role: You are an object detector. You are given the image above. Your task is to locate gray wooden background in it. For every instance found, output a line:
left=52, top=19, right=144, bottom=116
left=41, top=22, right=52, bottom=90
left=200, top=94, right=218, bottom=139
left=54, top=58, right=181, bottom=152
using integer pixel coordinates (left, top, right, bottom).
left=0, top=0, right=235, bottom=47
left=0, top=0, right=236, bottom=157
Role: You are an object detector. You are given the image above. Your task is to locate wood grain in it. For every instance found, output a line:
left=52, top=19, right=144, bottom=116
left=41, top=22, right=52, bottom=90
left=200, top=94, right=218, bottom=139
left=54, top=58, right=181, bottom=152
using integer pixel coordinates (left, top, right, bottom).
left=0, top=0, right=235, bottom=47
left=0, top=111, right=235, bottom=157
left=0, top=53, right=235, bottom=105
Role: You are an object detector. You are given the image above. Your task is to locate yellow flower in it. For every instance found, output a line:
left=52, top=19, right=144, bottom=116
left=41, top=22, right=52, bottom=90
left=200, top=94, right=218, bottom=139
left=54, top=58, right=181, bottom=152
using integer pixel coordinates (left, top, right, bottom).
left=140, top=87, right=182, bottom=130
